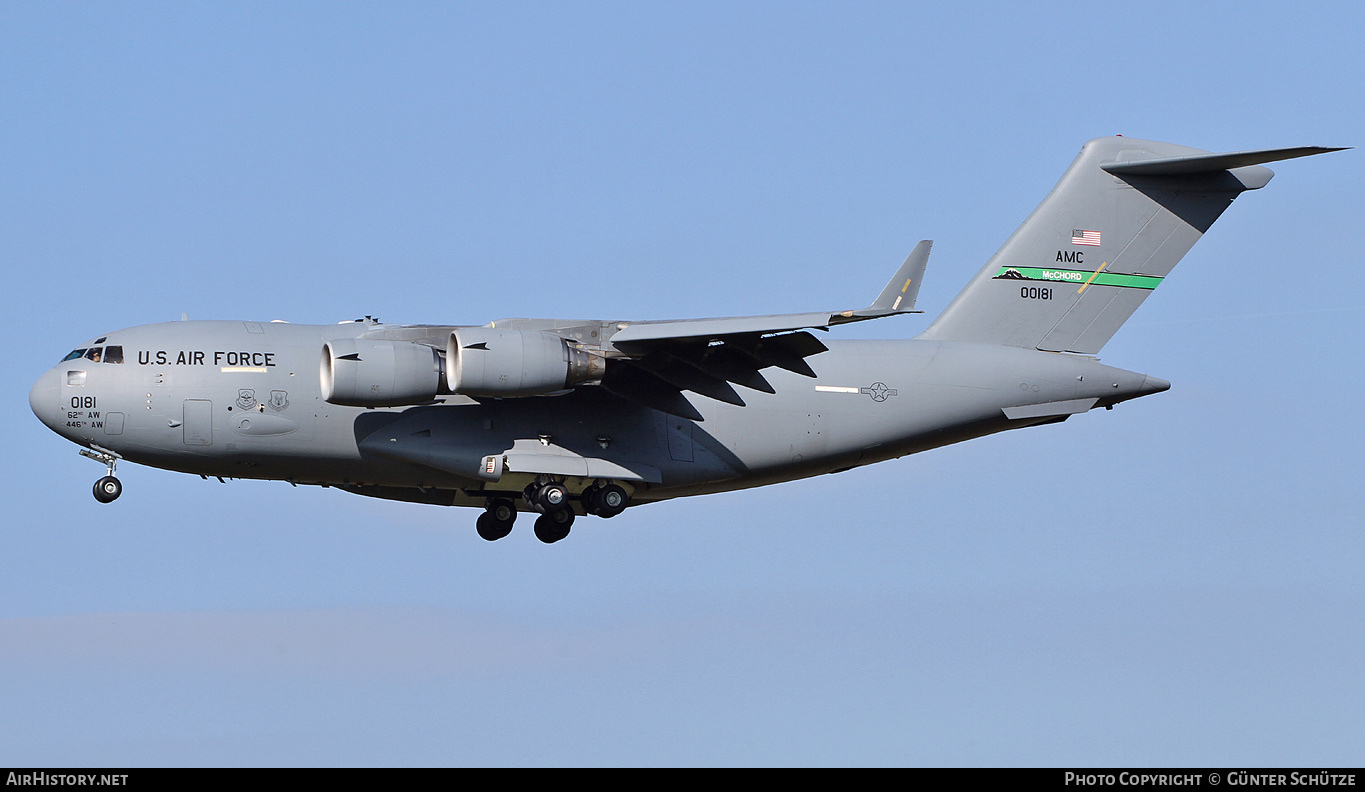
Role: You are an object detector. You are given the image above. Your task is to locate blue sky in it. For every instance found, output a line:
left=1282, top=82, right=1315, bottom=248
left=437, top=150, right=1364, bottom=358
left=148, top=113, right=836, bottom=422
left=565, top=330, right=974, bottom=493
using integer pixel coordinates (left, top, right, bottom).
left=3, top=2, right=1362, bottom=766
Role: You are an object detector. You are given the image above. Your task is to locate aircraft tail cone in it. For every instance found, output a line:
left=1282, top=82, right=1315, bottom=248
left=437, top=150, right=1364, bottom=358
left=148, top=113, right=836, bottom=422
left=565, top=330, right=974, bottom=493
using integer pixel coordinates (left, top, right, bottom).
left=1139, top=375, right=1171, bottom=396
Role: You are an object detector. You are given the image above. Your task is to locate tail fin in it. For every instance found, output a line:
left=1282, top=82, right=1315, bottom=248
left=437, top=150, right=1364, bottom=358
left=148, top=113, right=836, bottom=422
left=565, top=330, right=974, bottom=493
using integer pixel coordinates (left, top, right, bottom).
left=919, top=137, right=1345, bottom=353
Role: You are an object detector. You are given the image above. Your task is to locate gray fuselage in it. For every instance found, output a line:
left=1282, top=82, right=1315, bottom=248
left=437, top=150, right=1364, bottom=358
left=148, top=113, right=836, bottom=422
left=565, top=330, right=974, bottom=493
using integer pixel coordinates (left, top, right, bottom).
left=29, top=318, right=1164, bottom=509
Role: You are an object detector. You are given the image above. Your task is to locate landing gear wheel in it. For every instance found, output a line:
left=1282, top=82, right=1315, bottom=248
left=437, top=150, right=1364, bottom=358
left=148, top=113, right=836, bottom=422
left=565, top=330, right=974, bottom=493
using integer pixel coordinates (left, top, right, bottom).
left=476, top=498, right=517, bottom=541
left=487, top=498, right=516, bottom=525
left=584, top=483, right=628, bottom=518
left=533, top=509, right=574, bottom=544
left=525, top=481, right=569, bottom=513
left=476, top=512, right=512, bottom=542
left=93, top=476, right=122, bottom=503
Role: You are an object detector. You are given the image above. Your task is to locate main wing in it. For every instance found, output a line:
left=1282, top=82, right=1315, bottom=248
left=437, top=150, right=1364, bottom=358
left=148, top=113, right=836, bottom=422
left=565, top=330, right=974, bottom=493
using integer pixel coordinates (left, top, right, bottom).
left=496, top=241, right=931, bottom=420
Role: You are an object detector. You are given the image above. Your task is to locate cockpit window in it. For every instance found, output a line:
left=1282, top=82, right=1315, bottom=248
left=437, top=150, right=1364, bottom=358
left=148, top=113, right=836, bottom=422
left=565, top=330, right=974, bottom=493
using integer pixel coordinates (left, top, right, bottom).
left=61, top=345, right=123, bottom=364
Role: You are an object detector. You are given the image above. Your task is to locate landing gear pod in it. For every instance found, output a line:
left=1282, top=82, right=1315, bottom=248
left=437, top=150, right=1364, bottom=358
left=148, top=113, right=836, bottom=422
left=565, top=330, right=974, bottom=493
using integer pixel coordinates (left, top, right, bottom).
left=447, top=328, right=602, bottom=397
left=320, top=338, right=442, bottom=407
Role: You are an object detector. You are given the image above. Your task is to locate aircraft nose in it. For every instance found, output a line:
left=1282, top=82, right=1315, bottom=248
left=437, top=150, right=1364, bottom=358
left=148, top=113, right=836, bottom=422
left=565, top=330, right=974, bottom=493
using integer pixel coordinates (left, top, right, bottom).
left=29, top=368, right=61, bottom=432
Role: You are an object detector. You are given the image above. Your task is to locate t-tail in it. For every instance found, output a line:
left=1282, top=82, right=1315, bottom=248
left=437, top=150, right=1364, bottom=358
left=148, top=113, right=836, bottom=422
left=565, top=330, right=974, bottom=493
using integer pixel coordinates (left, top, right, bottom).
left=918, top=137, right=1346, bottom=354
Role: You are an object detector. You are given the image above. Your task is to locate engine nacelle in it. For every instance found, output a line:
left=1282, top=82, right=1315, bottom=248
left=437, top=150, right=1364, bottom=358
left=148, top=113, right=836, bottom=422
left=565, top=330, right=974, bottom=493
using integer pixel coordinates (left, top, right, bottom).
left=320, top=338, right=442, bottom=407
left=447, top=327, right=602, bottom=397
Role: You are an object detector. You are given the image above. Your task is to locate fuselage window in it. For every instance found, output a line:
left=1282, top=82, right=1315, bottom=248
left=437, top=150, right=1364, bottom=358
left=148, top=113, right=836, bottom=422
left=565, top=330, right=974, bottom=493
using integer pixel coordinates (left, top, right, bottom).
left=61, top=349, right=87, bottom=362
left=84, top=347, right=104, bottom=363
left=104, top=345, right=124, bottom=364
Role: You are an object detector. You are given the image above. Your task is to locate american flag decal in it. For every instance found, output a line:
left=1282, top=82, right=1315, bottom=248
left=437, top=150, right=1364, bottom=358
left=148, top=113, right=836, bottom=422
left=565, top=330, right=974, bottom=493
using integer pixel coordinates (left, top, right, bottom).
left=1072, top=229, right=1101, bottom=246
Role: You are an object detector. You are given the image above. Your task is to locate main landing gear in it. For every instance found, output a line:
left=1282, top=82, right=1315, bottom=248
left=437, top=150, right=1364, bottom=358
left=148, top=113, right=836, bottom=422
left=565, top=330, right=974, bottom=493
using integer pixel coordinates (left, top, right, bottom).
left=533, top=508, right=574, bottom=544
left=582, top=483, right=628, bottom=518
left=525, top=479, right=574, bottom=544
left=81, top=446, right=122, bottom=503
left=475, top=478, right=631, bottom=544
left=476, top=498, right=517, bottom=542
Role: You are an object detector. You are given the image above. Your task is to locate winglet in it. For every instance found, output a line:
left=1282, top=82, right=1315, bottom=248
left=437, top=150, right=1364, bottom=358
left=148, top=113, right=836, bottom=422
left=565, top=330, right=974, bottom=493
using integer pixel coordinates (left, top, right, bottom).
left=859, top=240, right=931, bottom=316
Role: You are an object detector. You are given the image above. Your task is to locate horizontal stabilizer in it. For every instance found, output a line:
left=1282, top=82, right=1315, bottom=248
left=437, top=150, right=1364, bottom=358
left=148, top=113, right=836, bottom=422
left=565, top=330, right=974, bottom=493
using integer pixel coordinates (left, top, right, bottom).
left=1101, top=146, right=1348, bottom=178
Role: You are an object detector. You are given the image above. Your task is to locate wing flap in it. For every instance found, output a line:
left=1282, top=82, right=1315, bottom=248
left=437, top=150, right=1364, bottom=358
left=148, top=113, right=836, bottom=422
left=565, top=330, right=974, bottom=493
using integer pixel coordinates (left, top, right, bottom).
left=630, top=354, right=747, bottom=406
left=600, top=362, right=705, bottom=421
left=663, top=345, right=775, bottom=394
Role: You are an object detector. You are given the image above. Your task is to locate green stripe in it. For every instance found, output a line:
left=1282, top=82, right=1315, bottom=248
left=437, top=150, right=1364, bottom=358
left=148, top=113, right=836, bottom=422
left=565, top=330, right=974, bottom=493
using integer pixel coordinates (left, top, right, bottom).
left=993, top=267, right=1164, bottom=290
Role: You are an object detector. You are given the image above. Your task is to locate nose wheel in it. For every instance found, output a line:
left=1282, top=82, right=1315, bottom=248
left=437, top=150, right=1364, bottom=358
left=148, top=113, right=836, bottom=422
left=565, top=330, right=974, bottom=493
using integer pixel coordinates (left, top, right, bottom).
left=80, top=446, right=123, bottom=504
left=93, top=476, right=122, bottom=503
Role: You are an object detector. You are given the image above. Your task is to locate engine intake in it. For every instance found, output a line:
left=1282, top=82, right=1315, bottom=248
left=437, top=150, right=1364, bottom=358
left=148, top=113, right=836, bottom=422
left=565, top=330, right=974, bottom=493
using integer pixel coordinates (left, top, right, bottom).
left=448, top=328, right=602, bottom=397
left=321, top=338, right=442, bottom=407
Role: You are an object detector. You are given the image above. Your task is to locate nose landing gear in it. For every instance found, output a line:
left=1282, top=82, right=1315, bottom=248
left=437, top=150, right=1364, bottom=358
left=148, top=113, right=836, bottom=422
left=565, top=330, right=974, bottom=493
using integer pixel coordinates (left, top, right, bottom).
left=80, top=446, right=122, bottom=503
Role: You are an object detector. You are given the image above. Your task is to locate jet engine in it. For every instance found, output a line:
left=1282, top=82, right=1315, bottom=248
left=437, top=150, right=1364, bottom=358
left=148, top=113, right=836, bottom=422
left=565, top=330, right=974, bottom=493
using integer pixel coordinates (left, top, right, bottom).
left=320, top=338, right=442, bottom=407
left=447, top=328, right=603, bottom=397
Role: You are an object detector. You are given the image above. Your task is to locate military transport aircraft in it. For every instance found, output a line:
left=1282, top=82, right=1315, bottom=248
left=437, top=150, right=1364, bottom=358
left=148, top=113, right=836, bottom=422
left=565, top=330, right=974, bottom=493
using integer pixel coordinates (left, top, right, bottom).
left=30, top=137, right=1345, bottom=543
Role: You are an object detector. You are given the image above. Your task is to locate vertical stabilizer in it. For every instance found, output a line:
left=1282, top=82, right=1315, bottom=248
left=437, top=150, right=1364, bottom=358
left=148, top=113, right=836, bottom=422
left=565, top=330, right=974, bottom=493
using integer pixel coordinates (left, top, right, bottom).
left=918, top=137, right=1343, bottom=353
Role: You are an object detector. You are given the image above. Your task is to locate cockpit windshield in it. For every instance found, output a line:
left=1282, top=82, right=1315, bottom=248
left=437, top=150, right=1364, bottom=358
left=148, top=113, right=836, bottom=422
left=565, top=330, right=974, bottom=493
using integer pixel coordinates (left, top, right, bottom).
left=60, top=345, right=123, bottom=364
